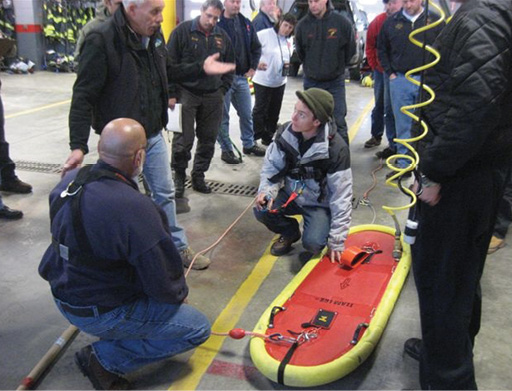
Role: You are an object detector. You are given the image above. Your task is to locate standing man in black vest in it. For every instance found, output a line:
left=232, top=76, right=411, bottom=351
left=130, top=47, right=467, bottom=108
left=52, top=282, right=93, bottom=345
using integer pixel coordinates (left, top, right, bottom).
left=294, top=0, right=355, bottom=145
left=168, top=0, right=235, bottom=197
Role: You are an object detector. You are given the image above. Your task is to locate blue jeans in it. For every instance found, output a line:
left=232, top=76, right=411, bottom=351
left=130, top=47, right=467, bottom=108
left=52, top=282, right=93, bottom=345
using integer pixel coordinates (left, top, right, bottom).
left=55, top=297, right=211, bottom=375
left=253, top=188, right=331, bottom=253
left=217, top=75, right=255, bottom=152
left=389, top=73, right=420, bottom=167
left=383, top=73, right=396, bottom=148
left=144, top=132, right=188, bottom=250
left=371, top=70, right=385, bottom=139
left=371, top=70, right=396, bottom=146
left=304, top=75, right=348, bottom=145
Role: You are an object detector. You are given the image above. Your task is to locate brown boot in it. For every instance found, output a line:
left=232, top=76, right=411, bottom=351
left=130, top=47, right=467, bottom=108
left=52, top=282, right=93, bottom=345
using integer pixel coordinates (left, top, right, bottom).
left=75, top=345, right=131, bottom=390
left=270, top=232, right=301, bottom=256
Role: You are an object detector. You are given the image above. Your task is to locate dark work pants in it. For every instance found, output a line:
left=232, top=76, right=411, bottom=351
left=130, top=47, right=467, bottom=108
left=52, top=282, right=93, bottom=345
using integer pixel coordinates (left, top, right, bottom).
left=253, top=188, right=331, bottom=254
left=493, top=169, right=512, bottom=238
left=0, top=94, right=16, bottom=183
left=252, top=82, right=286, bottom=144
left=412, top=163, right=510, bottom=390
left=171, top=88, right=224, bottom=180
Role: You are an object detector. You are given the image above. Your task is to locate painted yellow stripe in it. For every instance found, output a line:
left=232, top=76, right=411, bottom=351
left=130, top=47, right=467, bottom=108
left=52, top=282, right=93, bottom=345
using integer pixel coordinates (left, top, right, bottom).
left=5, top=99, right=71, bottom=119
left=348, top=97, right=375, bottom=143
left=168, top=96, right=374, bottom=390
left=168, top=249, right=279, bottom=390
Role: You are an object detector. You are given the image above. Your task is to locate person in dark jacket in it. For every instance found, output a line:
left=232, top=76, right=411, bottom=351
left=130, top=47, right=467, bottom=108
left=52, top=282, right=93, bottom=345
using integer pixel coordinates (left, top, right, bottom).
left=62, top=0, right=231, bottom=270
left=294, top=0, right=355, bottom=145
left=252, top=0, right=277, bottom=32
left=40, top=118, right=210, bottom=390
left=377, top=0, right=444, bottom=177
left=404, top=0, right=512, bottom=388
left=254, top=88, right=352, bottom=261
left=216, top=0, right=264, bottom=164
left=167, top=0, right=235, bottom=198
left=0, top=39, right=32, bottom=195
left=363, top=0, right=401, bottom=152
left=73, top=0, right=122, bottom=61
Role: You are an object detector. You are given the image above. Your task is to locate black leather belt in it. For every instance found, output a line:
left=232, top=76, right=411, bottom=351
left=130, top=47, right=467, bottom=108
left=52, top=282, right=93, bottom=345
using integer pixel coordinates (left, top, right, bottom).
left=60, top=302, right=115, bottom=317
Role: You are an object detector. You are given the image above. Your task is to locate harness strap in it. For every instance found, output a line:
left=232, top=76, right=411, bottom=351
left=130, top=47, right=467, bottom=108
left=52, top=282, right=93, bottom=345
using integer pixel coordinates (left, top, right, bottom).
left=50, top=165, right=135, bottom=270
left=277, top=341, right=299, bottom=385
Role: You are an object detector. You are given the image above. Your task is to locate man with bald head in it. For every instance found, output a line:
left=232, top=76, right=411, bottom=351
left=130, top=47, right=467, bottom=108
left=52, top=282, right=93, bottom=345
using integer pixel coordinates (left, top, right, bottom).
left=39, top=118, right=210, bottom=390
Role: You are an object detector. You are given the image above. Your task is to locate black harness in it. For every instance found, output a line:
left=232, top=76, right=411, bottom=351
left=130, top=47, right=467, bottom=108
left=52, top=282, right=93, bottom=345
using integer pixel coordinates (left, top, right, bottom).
left=269, top=124, right=333, bottom=202
left=50, top=165, right=137, bottom=271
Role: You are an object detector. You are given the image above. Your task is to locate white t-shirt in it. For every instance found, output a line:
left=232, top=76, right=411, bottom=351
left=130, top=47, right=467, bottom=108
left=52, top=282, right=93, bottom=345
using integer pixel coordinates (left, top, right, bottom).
left=252, top=27, right=292, bottom=88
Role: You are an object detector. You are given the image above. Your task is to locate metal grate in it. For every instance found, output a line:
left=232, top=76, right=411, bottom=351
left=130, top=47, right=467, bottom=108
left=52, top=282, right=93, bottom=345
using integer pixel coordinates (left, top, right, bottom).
left=15, top=160, right=63, bottom=174
left=183, top=178, right=257, bottom=198
left=16, top=161, right=258, bottom=198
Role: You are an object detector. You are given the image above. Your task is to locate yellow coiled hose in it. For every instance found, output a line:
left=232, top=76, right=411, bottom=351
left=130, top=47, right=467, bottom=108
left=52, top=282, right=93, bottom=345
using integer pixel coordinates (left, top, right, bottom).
left=383, top=1, right=446, bottom=220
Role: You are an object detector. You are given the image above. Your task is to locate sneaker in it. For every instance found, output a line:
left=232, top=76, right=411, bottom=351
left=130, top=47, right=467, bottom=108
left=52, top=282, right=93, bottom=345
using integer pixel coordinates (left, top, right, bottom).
left=221, top=151, right=242, bottom=165
left=364, top=136, right=382, bottom=148
left=191, top=178, right=212, bottom=194
left=0, top=178, right=32, bottom=194
left=174, top=171, right=186, bottom=199
left=386, top=170, right=412, bottom=180
left=180, top=247, right=211, bottom=270
left=243, top=143, right=266, bottom=157
left=404, top=338, right=422, bottom=361
left=75, top=345, right=131, bottom=390
left=488, top=235, right=506, bottom=254
left=0, top=206, right=23, bottom=220
left=270, top=232, right=301, bottom=256
left=375, top=147, right=396, bottom=159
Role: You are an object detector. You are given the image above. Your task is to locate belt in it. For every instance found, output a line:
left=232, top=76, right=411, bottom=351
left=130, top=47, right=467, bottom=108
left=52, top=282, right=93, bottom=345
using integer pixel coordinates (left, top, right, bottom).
left=60, top=302, right=116, bottom=317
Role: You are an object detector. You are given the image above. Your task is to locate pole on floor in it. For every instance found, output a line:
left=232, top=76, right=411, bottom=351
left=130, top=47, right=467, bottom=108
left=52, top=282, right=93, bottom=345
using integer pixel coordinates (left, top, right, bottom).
left=17, top=325, right=80, bottom=390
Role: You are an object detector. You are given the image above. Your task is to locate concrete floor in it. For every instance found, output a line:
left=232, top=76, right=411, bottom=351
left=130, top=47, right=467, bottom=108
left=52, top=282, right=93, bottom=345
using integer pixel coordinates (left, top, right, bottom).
left=0, top=72, right=511, bottom=390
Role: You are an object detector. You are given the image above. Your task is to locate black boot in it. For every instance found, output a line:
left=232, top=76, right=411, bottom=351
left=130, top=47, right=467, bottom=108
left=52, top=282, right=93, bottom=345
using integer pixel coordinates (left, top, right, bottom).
left=174, top=170, right=186, bottom=198
left=192, top=176, right=212, bottom=194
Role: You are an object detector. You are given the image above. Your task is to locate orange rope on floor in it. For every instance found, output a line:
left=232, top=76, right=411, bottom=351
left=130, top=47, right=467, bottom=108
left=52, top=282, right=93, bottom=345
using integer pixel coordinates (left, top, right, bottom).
left=185, top=195, right=258, bottom=278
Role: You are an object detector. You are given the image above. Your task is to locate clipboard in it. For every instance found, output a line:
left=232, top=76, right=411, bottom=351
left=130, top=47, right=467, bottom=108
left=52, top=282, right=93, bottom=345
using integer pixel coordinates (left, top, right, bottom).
left=166, top=104, right=182, bottom=133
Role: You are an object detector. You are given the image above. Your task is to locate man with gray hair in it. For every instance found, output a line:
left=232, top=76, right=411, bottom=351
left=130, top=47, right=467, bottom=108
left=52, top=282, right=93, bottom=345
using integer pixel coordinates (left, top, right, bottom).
left=252, top=0, right=277, bottom=32
left=63, top=0, right=233, bottom=270
left=168, top=0, right=235, bottom=197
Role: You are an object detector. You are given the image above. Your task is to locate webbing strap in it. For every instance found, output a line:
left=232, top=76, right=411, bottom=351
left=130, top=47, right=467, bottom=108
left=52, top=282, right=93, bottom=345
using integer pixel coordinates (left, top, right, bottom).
left=50, top=165, right=134, bottom=269
left=277, top=341, right=299, bottom=385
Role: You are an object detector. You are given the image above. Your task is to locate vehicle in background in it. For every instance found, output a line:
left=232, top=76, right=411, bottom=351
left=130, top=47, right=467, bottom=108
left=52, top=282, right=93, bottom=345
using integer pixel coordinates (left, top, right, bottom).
left=287, top=0, right=368, bottom=79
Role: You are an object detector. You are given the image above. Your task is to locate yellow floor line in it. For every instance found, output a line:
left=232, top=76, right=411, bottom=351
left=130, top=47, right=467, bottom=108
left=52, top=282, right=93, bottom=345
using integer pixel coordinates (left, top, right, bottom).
left=168, top=249, right=279, bottom=390
left=5, top=99, right=71, bottom=119
left=348, top=97, right=375, bottom=143
left=169, top=96, right=374, bottom=390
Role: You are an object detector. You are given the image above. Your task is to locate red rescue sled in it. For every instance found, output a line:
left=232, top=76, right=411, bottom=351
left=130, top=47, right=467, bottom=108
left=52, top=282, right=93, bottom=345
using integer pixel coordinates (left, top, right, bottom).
left=250, top=224, right=411, bottom=387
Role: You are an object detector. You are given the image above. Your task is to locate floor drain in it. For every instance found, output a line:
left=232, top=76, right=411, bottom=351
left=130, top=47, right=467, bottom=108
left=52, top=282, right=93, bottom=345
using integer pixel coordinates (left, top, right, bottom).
left=15, top=160, right=62, bottom=174
left=16, top=161, right=258, bottom=198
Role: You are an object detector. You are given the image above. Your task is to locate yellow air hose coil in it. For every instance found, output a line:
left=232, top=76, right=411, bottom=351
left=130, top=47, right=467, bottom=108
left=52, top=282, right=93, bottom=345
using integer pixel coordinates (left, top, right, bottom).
left=383, top=1, right=446, bottom=219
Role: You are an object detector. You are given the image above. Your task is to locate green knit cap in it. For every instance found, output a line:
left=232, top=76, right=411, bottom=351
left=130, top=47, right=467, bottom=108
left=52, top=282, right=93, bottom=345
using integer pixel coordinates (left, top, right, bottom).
left=295, top=88, right=334, bottom=124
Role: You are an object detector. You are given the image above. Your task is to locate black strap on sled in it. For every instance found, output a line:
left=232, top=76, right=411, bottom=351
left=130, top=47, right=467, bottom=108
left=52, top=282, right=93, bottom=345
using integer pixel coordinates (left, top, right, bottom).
left=277, top=340, right=299, bottom=385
